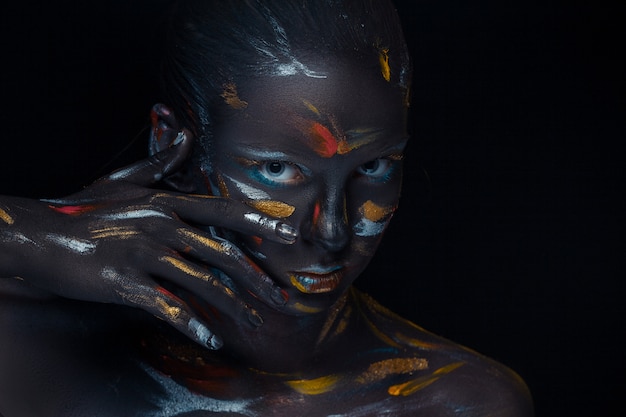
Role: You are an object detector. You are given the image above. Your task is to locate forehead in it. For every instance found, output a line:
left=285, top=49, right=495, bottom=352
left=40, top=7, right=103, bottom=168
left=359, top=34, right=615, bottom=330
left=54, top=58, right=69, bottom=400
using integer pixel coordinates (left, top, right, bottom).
left=212, top=60, right=409, bottom=158
left=239, top=60, right=405, bottom=118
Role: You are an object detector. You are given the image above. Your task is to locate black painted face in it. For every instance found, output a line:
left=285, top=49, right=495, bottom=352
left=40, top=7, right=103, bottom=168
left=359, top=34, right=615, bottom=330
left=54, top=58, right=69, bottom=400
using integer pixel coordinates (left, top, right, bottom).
left=206, top=60, right=409, bottom=314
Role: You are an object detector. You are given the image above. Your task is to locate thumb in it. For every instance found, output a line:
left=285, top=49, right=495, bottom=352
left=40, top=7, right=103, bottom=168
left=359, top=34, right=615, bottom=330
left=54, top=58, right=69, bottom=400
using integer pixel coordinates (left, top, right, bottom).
left=102, top=129, right=193, bottom=186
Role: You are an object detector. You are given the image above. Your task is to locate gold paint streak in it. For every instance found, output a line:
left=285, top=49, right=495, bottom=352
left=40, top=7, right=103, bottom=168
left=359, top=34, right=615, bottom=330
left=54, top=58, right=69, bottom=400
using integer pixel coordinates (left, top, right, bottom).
left=285, top=374, right=340, bottom=395
left=174, top=194, right=218, bottom=203
left=90, top=226, right=140, bottom=240
left=433, top=361, right=465, bottom=376
left=216, top=173, right=230, bottom=198
left=221, top=82, right=248, bottom=109
left=247, top=200, right=295, bottom=218
left=356, top=357, right=429, bottom=385
left=360, top=200, right=393, bottom=222
left=387, top=362, right=465, bottom=397
left=360, top=290, right=428, bottom=334
left=316, top=294, right=349, bottom=347
left=394, top=333, right=439, bottom=350
left=379, top=48, right=391, bottom=82
left=178, top=229, right=225, bottom=253
left=293, top=302, right=324, bottom=314
left=155, top=297, right=182, bottom=321
left=160, top=255, right=212, bottom=282
left=302, top=99, right=321, bottom=116
left=290, top=275, right=308, bottom=293
left=0, top=207, right=14, bottom=225
left=338, top=128, right=387, bottom=155
left=352, top=289, right=401, bottom=348
left=332, top=304, right=351, bottom=338
left=388, top=375, right=438, bottom=396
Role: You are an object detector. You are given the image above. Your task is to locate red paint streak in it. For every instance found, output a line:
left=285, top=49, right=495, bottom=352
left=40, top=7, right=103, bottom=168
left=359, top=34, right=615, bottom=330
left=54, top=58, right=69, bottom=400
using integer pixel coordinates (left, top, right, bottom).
left=246, top=289, right=260, bottom=300
left=155, top=285, right=186, bottom=305
left=150, top=110, right=162, bottom=142
left=48, top=204, right=98, bottom=216
left=251, top=235, right=263, bottom=246
left=310, top=121, right=338, bottom=158
left=312, top=202, right=321, bottom=227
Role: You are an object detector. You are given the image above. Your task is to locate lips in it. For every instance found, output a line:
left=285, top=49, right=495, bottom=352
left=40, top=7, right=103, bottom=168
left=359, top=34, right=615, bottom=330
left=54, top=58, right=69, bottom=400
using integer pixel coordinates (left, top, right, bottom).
left=288, top=266, right=343, bottom=294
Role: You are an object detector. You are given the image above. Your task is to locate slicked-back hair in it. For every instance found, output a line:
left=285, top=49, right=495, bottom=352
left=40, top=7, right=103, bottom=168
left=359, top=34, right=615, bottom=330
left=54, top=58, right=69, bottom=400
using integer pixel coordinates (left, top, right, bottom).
left=160, top=0, right=411, bottom=169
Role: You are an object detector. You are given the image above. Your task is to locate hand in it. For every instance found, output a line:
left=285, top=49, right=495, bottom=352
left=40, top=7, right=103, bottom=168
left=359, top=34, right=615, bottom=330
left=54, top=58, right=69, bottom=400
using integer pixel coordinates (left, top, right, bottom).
left=0, top=130, right=297, bottom=349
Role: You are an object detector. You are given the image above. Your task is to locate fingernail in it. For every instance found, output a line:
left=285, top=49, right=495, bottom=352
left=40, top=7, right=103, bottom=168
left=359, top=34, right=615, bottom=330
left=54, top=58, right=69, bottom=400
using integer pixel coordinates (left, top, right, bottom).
left=276, top=222, right=298, bottom=243
left=247, top=310, right=264, bottom=327
left=154, top=103, right=171, bottom=116
left=188, top=318, right=222, bottom=350
left=208, top=334, right=224, bottom=350
left=172, top=130, right=186, bottom=147
left=271, top=287, right=288, bottom=306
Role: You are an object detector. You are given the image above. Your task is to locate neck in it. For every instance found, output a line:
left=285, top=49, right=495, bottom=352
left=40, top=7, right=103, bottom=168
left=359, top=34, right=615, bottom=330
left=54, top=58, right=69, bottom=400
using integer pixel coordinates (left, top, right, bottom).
left=218, top=292, right=352, bottom=374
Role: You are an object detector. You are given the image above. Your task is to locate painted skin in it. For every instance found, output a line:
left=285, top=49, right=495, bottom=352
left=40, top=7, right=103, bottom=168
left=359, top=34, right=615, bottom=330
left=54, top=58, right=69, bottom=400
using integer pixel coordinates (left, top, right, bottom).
left=0, top=36, right=532, bottom=417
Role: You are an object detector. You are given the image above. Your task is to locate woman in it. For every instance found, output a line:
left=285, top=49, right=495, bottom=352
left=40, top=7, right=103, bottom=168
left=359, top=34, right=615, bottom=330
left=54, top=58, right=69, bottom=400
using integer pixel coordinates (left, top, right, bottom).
left=0, top=0, right=533, bottom=415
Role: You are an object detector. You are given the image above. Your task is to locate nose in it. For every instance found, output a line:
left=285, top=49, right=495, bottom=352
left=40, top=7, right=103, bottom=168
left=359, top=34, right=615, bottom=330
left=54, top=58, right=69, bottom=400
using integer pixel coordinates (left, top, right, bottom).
left=303, top=187, right=350, bottom=253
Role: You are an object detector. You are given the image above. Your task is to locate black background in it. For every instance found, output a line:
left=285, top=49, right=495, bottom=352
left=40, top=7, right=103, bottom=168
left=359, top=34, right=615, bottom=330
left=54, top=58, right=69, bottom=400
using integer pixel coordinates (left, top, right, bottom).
left=1, top=1, right=624, bottom=416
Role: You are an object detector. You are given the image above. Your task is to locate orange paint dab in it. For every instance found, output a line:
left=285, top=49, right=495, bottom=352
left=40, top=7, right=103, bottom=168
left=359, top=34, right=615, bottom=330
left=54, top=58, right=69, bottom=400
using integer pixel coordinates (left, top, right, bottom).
left=310, top=122, right=338, bottom=158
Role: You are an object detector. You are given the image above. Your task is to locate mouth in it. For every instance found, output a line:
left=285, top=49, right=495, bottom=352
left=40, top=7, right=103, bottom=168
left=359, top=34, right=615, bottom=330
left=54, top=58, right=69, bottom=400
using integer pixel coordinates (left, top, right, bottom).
left=288, top=265, right=344, bottom=294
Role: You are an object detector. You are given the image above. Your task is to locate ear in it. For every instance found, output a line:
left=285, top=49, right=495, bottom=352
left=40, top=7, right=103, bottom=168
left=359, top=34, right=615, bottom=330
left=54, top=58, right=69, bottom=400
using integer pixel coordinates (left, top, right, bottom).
left=149, top=103, right=197, bottom=192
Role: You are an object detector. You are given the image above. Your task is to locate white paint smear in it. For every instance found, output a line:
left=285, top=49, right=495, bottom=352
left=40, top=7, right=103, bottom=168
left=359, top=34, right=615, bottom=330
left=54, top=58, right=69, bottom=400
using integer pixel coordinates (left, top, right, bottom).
left=141, top=363, right=257, bottom=417
left=46, top=233, right=97, bottom=255
left=353, top=218, right=387, bottom=237
left=225, top=176, right=270, bottom=200
left=102, top=209, right=172, bottom=221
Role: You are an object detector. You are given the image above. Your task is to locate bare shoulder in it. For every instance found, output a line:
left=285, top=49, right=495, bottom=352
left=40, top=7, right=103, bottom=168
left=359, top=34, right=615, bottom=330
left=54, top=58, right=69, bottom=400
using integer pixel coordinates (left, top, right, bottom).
left=350, top=289, right=535, bottom=416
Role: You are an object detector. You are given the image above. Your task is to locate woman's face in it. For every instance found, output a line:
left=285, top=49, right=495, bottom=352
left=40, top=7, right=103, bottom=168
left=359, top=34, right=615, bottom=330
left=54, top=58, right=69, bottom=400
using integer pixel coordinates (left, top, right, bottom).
left=205, top=61, right=409, bottom=314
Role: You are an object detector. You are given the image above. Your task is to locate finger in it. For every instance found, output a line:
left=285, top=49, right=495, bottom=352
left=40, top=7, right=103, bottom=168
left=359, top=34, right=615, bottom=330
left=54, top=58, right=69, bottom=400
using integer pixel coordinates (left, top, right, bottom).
left=151, top=251, right=268, bottom=326
left=103, top=128, right=193, bottom=185
left=171, top=231, right=288, bottom=308
left=155, top=194, right=298, bottom=245
left=145, top=285, right=224, bottom=350
left=101, top=266, right=223, bottom=349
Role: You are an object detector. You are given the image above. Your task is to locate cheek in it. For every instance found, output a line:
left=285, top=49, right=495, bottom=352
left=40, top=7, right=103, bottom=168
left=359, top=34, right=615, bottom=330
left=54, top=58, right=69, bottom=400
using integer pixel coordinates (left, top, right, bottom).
left=352, top=199, right=396, bottom=239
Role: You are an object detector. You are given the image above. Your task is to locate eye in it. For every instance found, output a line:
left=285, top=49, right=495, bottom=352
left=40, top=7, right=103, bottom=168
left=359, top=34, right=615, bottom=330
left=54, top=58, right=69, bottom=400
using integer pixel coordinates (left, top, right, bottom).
left=355, top=158, right=394, bottom=179
left=257, top=161, right=303, bottom=185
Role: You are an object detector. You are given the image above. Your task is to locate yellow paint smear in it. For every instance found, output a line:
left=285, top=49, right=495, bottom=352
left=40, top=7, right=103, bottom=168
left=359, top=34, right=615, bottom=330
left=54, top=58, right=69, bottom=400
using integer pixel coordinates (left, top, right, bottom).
left=248, top=200, right=295, bottom=218
left=394, top=332, right=439, bottom=350
left=286, top=374, right=340, bottom=395
left=388, top=362, right=465, bottom=396
left=0, top=207, right=14, bottom=225
left=155, top=297, right=182, bottom=321
left=178, top=229, right=225, bottom=253
left=360, top=200, right=394, bottom=222
left=293, top=302, right=323, bottom=314
left=357, top=357, right=429, bottom=385
left=216, top=173, right=230, bottom=198
left=379, top=48, right=391, bottom=82
left=290, top=275, right=308, bottom=293
left=90, top=226, right=140, bottom=240
left=160, top=255, right=212, bottom=282
left=336, top=137, right=373, bottom=155
left=316, top=295, right=349, bottom=346
left=302, top=99, right=321, bottom=116
left=221, top=82, right=248, bottom=109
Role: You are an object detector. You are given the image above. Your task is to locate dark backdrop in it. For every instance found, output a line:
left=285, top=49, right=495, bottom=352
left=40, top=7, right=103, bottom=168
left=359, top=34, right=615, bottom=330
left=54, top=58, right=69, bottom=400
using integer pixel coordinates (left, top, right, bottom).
left=1, top=1, right=623, bottom=416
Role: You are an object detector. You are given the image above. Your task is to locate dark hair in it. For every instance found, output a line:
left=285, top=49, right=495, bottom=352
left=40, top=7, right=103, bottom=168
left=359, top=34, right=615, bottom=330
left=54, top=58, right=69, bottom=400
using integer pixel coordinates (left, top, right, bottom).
left=160, top=0, right=411, bottom=169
